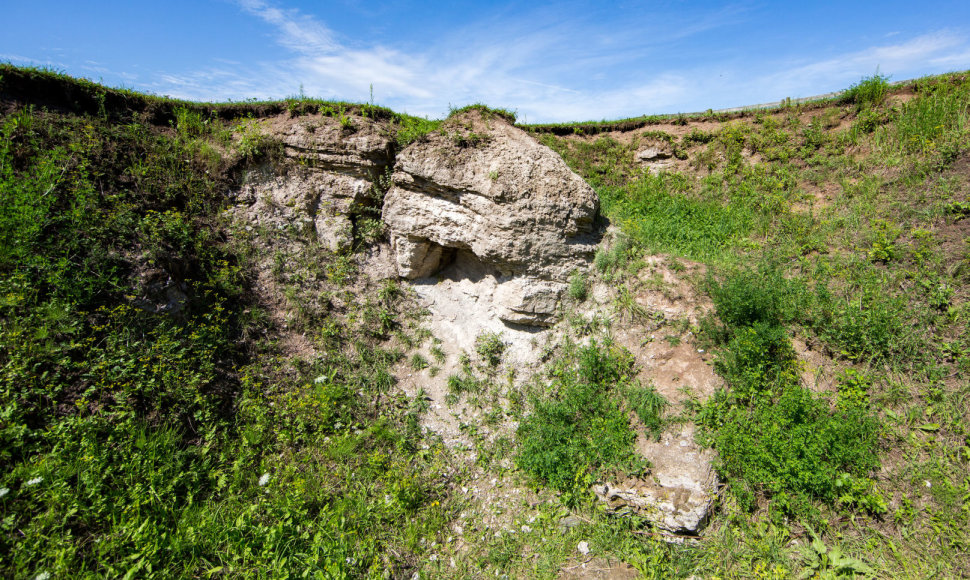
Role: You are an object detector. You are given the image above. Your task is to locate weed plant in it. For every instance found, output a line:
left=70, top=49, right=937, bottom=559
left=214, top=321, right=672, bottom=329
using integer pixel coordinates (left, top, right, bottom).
left=0, top=99, right=451, bottom=577
left=516, top=341, right=661, bottom=504
left=841, top=73, right=891, bottom=110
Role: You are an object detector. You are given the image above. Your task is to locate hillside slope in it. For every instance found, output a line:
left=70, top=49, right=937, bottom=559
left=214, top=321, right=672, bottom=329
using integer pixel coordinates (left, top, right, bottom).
left=1, top=65, right=969, bottom=578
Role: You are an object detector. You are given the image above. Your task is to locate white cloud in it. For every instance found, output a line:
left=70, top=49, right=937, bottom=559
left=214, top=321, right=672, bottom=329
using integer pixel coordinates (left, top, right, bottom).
left=759, top=31, right=968, bottom=98
left=146, top=3, right=970, bottom=122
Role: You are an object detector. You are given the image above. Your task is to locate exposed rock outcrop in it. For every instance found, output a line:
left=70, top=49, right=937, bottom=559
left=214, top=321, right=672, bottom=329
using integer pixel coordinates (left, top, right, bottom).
left=232, top=113, right=394, bottom=252
left=382, top=110, right=599, bottom=282
left=382, top=109, right=599, bottom=326
left=594, top=425, right=717, bottom=535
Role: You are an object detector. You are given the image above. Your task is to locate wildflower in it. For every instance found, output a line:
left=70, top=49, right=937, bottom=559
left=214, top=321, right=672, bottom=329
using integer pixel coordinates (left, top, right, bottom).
left=258, top=473, right=270, bottom=486
left=0, top=488, right=8, bottom=498
left=25, top=477, right=43, bottom=486
left=35, top=572, right=51, bottom=580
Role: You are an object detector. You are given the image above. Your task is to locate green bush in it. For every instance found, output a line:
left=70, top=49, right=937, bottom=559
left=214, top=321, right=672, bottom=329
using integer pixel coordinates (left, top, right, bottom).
left=624, top=383, right=667, bottom=439
left=816, top=288, right=914, bottom=363
left=713, top=322, right=799, bottom=403
left=842, top=74, right=890, bottom=109
left=707, top=265, right=791, bottom=330
left=699, top=384, right=882, bottom=517
left=701, top=259, right=883, bottom=518
left=568, top=269, right=589, bottom=301
left=516, top=342, right=643, bottom=503
left=593, top=232, right=634, bottom=275
left=475, top=331, right=508, bottom=367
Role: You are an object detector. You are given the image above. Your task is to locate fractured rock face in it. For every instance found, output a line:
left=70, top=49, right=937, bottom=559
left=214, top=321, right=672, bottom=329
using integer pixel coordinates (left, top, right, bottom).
left=233, top=114, right=394, bottom=252
left=392, top=234, right=446, bottom=280
left=594, top=424, right=717, bottom=535
left=493, top=278, right=565, bottom=327
left=382, top=110, right=599, bottom=282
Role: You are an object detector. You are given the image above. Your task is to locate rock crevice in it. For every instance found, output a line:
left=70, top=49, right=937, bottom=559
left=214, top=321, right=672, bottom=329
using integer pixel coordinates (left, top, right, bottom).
left=382, top=110, right=600, bottom=326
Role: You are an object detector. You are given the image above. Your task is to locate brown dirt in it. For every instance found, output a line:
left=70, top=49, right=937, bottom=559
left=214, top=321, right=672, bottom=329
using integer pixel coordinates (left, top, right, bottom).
left=599, top=255, right=721, bottom=405
left=558, top=558, right=641, bottom=579
left=792, top=336, right=841, bottom=395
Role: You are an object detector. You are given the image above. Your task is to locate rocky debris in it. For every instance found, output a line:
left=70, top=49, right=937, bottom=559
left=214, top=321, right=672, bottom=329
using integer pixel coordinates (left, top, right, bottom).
left=594, top=425, right=717, bottom=535
left=382, top=109, right=599, bottom=282
left=558, top=559, right=640, bottom=580
left=131, top=268, right=187, bottom=314
left=494, top=278, right=565, bottom=327
left=635, top=142, right=676, bottom=175
left=233, top=113, right=394, bottom=252
left=636, top=146, right=671, bottom=161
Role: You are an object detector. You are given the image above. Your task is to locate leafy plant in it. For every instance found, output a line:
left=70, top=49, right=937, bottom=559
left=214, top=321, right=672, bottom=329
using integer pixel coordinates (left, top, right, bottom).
left=799, top=526, right=876, bottom=578
left=475, top=331, right=507, bottom=368
left=568, top=269, right=589, bottom=301
left=624, top=382, right=667, bottom=439
left=516, top=342, right=644, bottom=503
left=842, top=73, right=891, bottom=110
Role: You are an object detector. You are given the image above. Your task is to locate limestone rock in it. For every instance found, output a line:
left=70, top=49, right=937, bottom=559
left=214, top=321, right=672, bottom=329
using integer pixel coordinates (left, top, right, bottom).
left=232, top=113, right=394, bottom=252
left=594, top=425, right=717, bottom=535
left=382, top=109, right=599, bottom=281
left=272, top=113, right=393, bottom=177
left=636, top=147, right=671, bottom=161
left=494, top=278, right=564, bottom=327
left=392, top=234, right=446, bottom=280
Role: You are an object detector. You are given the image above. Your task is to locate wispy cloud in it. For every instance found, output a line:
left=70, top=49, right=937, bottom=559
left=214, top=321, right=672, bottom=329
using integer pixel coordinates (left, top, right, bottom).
left=238, top=0, right=337, bottom=53
left=757, top=31, right=968, bottom=98
left=209, top=1, right=698, bottom=121
left=146, top=2, right=970, bottom=122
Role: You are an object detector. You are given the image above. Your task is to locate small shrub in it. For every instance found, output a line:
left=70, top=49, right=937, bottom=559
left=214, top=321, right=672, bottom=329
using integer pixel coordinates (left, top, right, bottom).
left=705, top=264, right=802, bottom=336
left=817, top=289, right=912, bottom=363
left=430, top=342, right=446, bottom=364
left=714, top=322, right=799, bottom=403
left=835, top=369, right=871, bottom=411
left=409, top=353, right=429, bottom=370
left=594, top=233, right=633, bottom=276
left=842, top=74, right=890, bottom=110
left=624, top=383, right=667, bottom=439
left=395, top=115, right=441, bottom=147
left=516, top=342, right=643, bottom=503
left=475, top=331, right=507, bottom=367
left=568, top=269, right=589, bottom=301
left=447, top=373, right=481, bottom=396
left=699, top=384, right=882, bottom=516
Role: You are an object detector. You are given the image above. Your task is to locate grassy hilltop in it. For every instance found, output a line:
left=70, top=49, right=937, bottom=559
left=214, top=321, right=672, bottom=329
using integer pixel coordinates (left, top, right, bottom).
left=1, top=64, right=969, bottom=578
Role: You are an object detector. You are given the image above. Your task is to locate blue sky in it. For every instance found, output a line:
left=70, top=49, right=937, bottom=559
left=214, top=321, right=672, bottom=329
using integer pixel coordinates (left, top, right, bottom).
left=3, top=1, right=970, bottom=122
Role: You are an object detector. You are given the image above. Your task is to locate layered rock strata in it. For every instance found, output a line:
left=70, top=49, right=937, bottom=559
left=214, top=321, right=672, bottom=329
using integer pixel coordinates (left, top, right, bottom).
left=382, top=110, right=600, bottom=326
left=234, top=114, right=394, bottom=252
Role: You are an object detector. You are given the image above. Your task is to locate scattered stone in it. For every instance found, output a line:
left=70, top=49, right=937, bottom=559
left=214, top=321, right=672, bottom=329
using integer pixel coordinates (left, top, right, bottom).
left=494, top=278, right=565, bottom=327
left=636, top=147, right=671, bottom=161
left=559, top=515, right=582, bottom=529
left=593, top=425, right=717, bottom=535
left=577, top=541, right=591, bottom=556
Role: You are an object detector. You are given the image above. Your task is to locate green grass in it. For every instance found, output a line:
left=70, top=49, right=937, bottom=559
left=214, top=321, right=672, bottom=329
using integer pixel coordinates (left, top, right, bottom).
left=0, top=90, right=456, bottom=578
left=599, top=173, right=755, bottom=263
left=516, top=341, right=645, bottom=504
left=841, top=73, right=891, bottom=110
left=5, top=65, right=970, bottom=578
left=698, top=267, right=884, bottom=520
